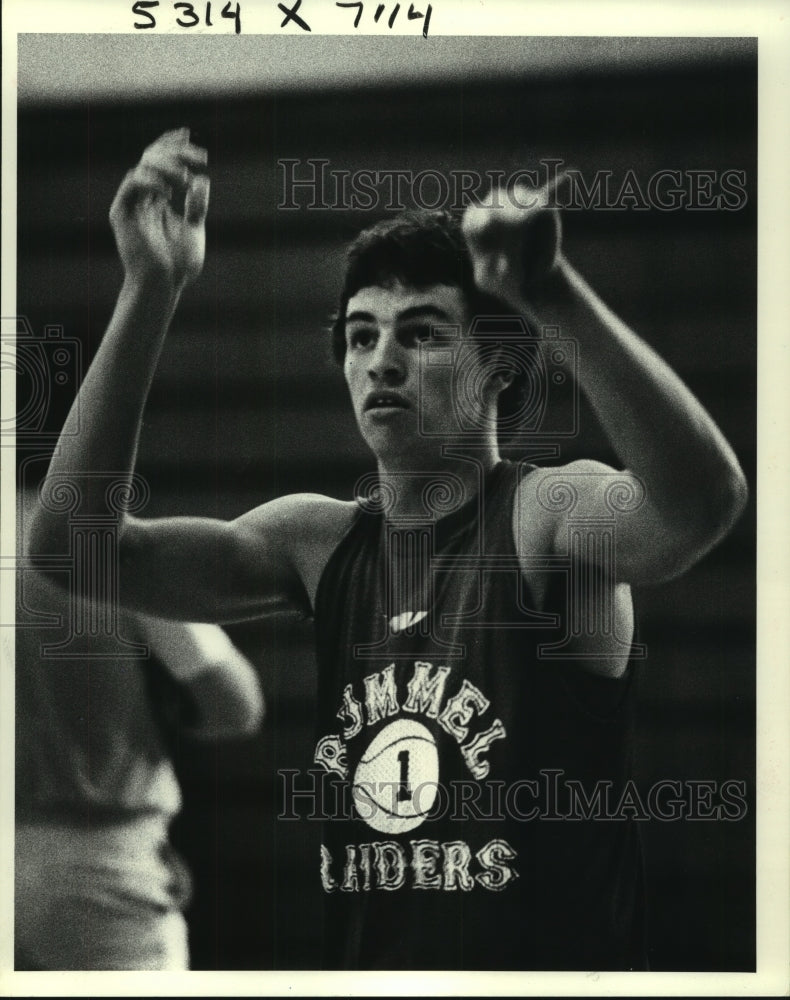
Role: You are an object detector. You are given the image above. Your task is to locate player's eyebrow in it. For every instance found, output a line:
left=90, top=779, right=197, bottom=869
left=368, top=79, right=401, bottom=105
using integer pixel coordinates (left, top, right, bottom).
left=345, top=310, right=376, bottom=326
left=345, top=305, right=453, bottom=326
left=396, top=305, right=453, bottom=324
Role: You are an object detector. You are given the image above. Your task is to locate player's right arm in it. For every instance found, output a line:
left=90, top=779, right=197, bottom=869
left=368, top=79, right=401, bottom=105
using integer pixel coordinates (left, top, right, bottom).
left=27, top=129, right=344, bottom=622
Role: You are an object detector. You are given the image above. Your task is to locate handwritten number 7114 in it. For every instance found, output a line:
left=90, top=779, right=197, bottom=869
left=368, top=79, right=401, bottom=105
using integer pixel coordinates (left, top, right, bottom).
left=335, top=1, right=432, bottom=36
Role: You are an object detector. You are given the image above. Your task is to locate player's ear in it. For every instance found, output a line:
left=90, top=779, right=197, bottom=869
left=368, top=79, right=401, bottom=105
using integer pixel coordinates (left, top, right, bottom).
left=492, top=368, right=515, bottom=390
left=487, top=347, right=516, bottom=392
left=480, top=364, right=515, bottom=410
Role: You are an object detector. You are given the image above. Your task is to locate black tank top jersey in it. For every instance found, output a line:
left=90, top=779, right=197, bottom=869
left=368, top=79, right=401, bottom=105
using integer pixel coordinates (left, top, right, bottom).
left=313, top=460, right=647, bottom=971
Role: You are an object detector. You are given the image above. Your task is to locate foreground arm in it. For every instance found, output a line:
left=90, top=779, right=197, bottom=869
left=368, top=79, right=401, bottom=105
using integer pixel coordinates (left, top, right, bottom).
left=139, top=617, right=264, bottom=740
left=463, top=186, right=748, bottom=584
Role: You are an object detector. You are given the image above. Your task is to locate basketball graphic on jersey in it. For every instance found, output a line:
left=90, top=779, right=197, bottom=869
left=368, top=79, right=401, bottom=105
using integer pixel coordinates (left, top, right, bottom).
left=352, top=719, right=439, bottom=834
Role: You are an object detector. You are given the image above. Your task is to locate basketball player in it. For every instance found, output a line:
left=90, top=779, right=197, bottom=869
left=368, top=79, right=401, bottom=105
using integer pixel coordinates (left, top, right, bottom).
left=28, top=129, right=748, bottom=969
left=15, top=563, right=264, bottom=970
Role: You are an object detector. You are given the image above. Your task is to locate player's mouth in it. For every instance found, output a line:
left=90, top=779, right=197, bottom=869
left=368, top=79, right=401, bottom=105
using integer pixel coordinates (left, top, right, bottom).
left=364, top=391, right=410, bottom=413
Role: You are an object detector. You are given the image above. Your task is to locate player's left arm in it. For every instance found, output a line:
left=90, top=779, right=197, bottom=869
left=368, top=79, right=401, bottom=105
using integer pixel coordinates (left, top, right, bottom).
left=138, top=616, right=264, bottom=740
left=464, top=192, right=748, bottom=585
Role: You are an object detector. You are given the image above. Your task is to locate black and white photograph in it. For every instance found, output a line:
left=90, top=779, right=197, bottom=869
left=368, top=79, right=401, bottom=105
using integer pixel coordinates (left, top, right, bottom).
left=2, top=2, right=788, bottom=994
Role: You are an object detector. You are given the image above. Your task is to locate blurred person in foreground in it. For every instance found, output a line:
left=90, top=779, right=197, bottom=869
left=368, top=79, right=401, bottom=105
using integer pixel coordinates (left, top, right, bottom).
left=14, top=562, right=264, bottom=971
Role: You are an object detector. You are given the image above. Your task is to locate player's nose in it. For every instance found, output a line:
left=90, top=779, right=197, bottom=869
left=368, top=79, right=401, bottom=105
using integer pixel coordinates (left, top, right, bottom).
left=368, top=330, right=406, bottom=383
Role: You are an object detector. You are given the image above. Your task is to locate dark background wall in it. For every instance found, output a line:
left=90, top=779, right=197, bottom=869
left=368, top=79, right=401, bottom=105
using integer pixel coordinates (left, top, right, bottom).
left=16, top=45, right=756, bottom=971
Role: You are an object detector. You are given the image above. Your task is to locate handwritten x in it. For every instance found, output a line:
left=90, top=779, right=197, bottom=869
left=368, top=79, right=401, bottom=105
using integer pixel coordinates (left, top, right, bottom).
left=278, top=0, right=311, bottom=31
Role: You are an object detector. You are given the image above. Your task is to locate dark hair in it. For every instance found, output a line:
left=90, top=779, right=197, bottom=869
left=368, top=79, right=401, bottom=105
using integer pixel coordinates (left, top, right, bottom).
left=330, top=209, right=534, bottom=436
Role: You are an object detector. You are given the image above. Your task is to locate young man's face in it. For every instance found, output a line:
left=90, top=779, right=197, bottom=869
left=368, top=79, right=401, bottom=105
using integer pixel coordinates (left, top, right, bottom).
left=343, top=280, right=486, bottom=463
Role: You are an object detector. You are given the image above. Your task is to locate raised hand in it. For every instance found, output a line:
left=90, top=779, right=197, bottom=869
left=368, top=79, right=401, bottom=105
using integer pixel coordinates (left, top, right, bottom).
left=461, top=177, right=564, bottom=308
left=109, top=128, right=209, bottom=289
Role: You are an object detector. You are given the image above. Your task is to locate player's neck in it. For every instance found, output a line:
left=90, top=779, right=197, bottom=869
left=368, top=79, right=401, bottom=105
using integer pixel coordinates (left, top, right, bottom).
left=375, top=444, right=501, bottom=521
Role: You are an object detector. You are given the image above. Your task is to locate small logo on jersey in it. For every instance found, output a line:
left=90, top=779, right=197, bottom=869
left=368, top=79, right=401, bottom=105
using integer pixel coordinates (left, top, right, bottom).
left=388, top=610, right=428, bottom=634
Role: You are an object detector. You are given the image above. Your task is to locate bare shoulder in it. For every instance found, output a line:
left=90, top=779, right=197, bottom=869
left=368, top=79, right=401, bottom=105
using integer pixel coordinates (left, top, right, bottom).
left=515, top=459, right=640, bottom=531
left=233, top=493, right=359, bottom=611
left=512, top=459, right=626, bottom=601
left=516, top=458, right=625, bottom=501
left=514, top=460, right=635, bottom=678
left=233, top=492, right=357, bottom=541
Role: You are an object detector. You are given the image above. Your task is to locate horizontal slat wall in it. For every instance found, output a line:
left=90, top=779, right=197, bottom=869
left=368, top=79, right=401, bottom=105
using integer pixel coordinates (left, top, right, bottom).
left=16, top=57, right=756, bottom=971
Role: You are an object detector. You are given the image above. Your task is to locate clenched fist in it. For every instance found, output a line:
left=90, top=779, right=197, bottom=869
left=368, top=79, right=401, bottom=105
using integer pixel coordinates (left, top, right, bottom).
left=110, top=128, right=209, bottom=289
left=462, top=178, right=563, bottom=309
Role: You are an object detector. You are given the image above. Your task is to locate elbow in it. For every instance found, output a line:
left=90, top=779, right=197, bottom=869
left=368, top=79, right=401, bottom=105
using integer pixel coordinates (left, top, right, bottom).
left=704, top=459, right=749, bottom=547
left=723, top=461, right=749, bottom=530
left=23, top=475, right=76, bottom=561
left=25, top=506, right=54, bottom=562
left=26, top=502, right=135, bottom=595
left=192, top=704, right=264, bottom=742
left=682, top=455, right=749, bottom=556
left=632, top=461, right=749, bottom=586
left=228, top=687, right=266, bottom=738
left=658, top=462, right=749, bottom=583
left=23, top=504, right=67, bottom=589
left=216, top=657, right=266, bottom=739
left=241, top=707, right=265, bottom=738
left=184, top=666, right=265, bottom=741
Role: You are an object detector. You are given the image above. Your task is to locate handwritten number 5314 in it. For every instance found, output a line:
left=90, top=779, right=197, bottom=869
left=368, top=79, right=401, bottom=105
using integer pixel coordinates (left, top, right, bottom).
left=132, top=1, right=242, bottom=34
